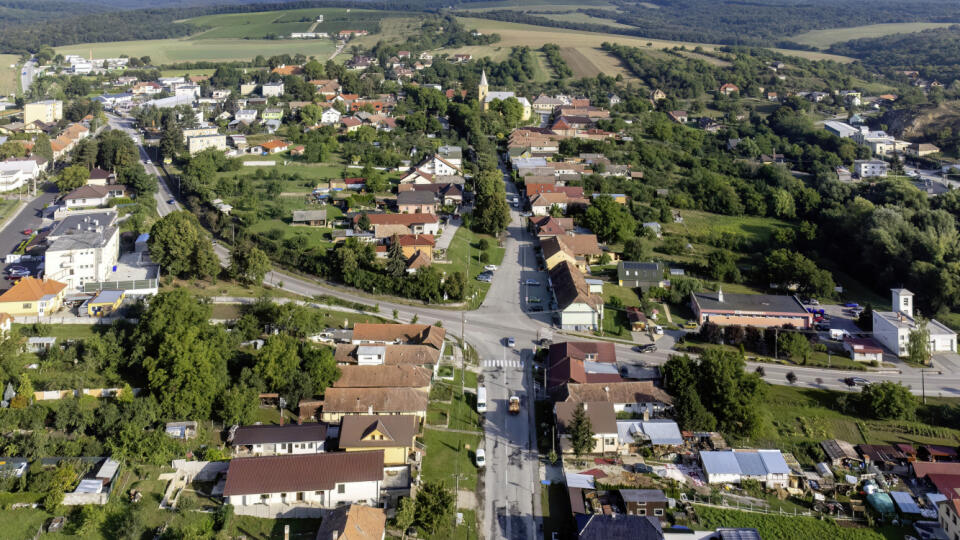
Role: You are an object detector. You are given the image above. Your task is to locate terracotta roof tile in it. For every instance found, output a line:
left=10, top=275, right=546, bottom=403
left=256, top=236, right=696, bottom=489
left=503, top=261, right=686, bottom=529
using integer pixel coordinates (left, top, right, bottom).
left=322, top=387, right=428, bottom=414
left=0, top=277, right=66, bottom=303
left=339, top=415, right=419, bottom=450
left=333, top=365, right=432, bottom=388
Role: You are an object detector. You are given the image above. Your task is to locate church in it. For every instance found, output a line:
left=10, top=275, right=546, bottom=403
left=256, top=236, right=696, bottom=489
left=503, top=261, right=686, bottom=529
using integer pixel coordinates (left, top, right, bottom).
left=478, top=70, right=532, bottom=121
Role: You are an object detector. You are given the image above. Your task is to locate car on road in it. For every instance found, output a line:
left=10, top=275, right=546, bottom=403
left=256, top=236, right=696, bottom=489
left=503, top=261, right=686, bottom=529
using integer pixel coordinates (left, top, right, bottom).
left=806, top=299, right=819, bottom=306
left=634, top=344, right=657, bottom=353
left=484, top=265, right=497, bottom=271
left=506, top=337, right=516, bottom=348
left=845, top=377, right=870, bottom=387
left=524, top=279, right=540, bottom=286
left=475, top=448, right=485, bottom=468
left=167, top=198, right=176, bottom=205
left=21, top=229, right=32, bottom=235
left=476, top=273, right=492, bottom=283
left=520, top=212, right=532, bottom=217
left=844, top=302, right=860, bottom=308
left=145, top=159, right=151, bottom=164
left=7, top=266, right=29, bottom=277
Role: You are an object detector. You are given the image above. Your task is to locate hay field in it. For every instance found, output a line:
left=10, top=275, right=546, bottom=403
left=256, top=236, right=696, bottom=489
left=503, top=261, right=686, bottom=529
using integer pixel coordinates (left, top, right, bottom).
left=791, top=22, right=955, bottom=48
left=56, top=38, right=335, bottom=65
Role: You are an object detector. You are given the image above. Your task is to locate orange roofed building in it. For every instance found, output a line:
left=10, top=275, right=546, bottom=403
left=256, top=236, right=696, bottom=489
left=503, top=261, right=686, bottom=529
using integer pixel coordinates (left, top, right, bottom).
left=0, top=277, right=67, bottom=317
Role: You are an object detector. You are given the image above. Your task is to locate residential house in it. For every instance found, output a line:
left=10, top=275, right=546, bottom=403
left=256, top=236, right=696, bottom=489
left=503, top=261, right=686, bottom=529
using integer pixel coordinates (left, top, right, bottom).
left=261, top=82, right=284, bottom=97
left=854, top=159, right=888, bottom=178
left=292, top=209, right=328, bottom=227
left=333, top=365, right=432, bottom=391
left=616, top=420, right=683, bottom=453
left=339, top=415, right=419, bottom=465
left=907, top=142, right=940, bottom=157
left=187, top=134, right=227, bottom=155
left=549, top=261, right=603, bottom=331
left=86, top=167, right=114, bottom=186
left=825, top=121, right=858, bottom=139
left=555, top=401, right=618, bottom=454
left=690, top=289, right=813, bottom=329
left=319, top=387, right=428, bottom=423
left=229, top=423, right=328, bottom=456
left=873, top=289, right=956, bottom=357
left=700, top=449, right=791, bottom=488
left=396, top=191, right=438, bottom=214
left=234, top=109, right=258, bottom=123
left=315, top=504, right=386, bottom=540
left=392, top=234, right=434, bottom=259
left=668, top=111, right=688, bottom=124
left=262, top=108, right=283, bottom=122
left=617, top=262, right=666, bottom=289
left=86, top=290, right=124, bottom=317
left=0, top=158, right=42, bottom=192
left=62, top=185, right=127, bottom=209
left=311, top=80, right=342, bottom=99
left=24, top=100, right=63, bottom=124
left=131, top=82, right=162, bottom=96
left=0, top=277, right=67, bottom=317
left=222, top=451, right=384, bottom=510
left=529, top=216, right=575, bottom=239
left=351, top=322, right=445, bottom=348
left=620, top=489, right=669, bottom=521
left=541, top=234, right=603, bottom=273
left=650, top=89, right=666, bottom=102
left=355, top=213, right=439, bottom=235
left=261, top=140, right=289, bottom=154
left=530, top=192, right=587, bottom=216
left=719, top=83, right=740, bottom=96
left=321, top=108, right=342, bottom=125
left=820, top=439, right=861, bottom=467
left=342, top=117, right=363, bottom=132
left=44, top=211, right=120, bottom=291
left=576, top=514, right=663, bottom=540
left=546, top=341, right=619, bottom=393
left=938, top=499, right=960, bottom=539
left=562, top=381, right=673, bottom=416
left=398, top=183, right=462, bottom=207
left=843, top=336, right=884, bottom=362
left=333, top=344, right=441, bottom=372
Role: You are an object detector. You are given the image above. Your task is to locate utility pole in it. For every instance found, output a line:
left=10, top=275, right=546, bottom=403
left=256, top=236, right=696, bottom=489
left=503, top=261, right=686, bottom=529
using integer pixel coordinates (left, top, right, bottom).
left=921, top=368, right=928, bottom=404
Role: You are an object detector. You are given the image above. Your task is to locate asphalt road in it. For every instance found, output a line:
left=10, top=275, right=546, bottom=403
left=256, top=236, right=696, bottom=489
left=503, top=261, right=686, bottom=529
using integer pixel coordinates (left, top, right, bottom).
left=0, top=188, right=58, bottom=280
left=104, top=113, right=179, bottom=217
left=20, top=58, right=36, bottom=95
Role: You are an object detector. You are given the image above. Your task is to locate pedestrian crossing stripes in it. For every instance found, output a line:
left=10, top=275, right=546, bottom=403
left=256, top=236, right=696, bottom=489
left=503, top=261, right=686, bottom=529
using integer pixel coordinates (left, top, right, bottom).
left=482, top=359, right=523, bottom=368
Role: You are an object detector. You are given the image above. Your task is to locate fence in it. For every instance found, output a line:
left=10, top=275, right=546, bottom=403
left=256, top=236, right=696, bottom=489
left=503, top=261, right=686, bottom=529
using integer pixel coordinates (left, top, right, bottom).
left=688, top=496, right=861, bottom=521
left=83, top=278, right=158, bottom=293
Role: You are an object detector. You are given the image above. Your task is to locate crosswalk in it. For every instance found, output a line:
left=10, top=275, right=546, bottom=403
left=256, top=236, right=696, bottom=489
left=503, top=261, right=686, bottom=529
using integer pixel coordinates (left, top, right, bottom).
left=482, top=359, right=523, bottom=368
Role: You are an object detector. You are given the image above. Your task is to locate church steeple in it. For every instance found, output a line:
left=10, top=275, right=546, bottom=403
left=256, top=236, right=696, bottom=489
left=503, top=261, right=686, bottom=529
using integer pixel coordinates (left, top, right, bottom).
left=478, top=69, right=489, bottom=103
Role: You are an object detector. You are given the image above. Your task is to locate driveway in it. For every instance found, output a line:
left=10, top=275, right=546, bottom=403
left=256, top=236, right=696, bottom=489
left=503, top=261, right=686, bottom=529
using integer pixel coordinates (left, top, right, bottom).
left=435, top=216, right=460, bottom=251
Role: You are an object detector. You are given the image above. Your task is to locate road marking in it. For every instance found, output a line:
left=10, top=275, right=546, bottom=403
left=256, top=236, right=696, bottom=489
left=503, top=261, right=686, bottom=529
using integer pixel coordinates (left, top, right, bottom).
left=482, top=359, right=522, bottom=368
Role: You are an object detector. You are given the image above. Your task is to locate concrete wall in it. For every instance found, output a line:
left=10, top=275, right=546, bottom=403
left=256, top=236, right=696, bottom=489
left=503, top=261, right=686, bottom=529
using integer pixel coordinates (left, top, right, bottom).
left=227, top=479, right=380, bottom=508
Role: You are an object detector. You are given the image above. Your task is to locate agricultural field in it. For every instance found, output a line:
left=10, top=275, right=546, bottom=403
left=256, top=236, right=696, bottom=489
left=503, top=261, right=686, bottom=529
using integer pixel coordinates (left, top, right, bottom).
left=55, top=38, right=335, bottom=65
left=436, top=17, right=852, bottom=79
left=184, top=8, right=396, bottom=40
left=0, top=54, right=21, bottom=97
left=457, top=0, right=617, bottom=11
left=791, top=22, right=956, bottom=48
left=540, top=11, right=637, bottom=30
left=559, top=47, right=636, bottom=80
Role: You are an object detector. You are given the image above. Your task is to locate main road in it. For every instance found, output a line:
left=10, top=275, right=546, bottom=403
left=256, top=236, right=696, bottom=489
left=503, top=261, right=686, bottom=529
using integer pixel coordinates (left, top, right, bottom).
left=20, top=58, right=36, bottom=95
left=103, top=115, right=960, bottom=538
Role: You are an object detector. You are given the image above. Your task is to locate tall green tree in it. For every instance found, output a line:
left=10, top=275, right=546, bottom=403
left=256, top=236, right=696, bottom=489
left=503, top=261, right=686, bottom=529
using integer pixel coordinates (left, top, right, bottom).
left=907, top=314, right=932, bottom=366
left=584, top=195, right=636, bottom=243
left=672, top=387, right=716, bottom=431
left=149, top=211, right=219, bottom=279
left=254, top=335, right=301, bottom=393
left=55, top=164, right=89, bottom=192
left=385, top=235, right=407, bottom=277
left=569, top=403, right=595, bottom=459
left=414, top=481, right=455, bottom=535
left=230, top=243, right=271, bottom=285
left=859, top=381, right=918, bottom=420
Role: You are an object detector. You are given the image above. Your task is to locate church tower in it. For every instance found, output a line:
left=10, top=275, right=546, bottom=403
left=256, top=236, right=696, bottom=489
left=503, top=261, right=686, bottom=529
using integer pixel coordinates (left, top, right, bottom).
left=478, top=69, right=489, bottom=104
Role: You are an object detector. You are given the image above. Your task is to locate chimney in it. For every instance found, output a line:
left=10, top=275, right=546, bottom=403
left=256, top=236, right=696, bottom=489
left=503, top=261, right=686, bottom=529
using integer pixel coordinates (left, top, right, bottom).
left=583, top=403, right=588, bottom=411
left=356, top=396, right=361, bottom=411
left=717, top=288, right=724, bottom=303
left=368, top=404, right=373, bottom=415
left=297, top=416, right=302, bottom=426
left=643, top=405, right=650, bottom=421
left=279, top=413, right=284, bottom=426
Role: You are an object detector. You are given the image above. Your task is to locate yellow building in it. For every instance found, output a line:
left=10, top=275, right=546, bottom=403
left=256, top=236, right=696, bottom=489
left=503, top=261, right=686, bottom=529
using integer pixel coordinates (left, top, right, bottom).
left=0, top=277, right=66, bottom=317
left=86, top=290, right=125, bottom=317
left=338, top=415, right=419, bottom=466
left=479, top=70, right=532, bottom=121
left=24, top=100, right=63, bottom=125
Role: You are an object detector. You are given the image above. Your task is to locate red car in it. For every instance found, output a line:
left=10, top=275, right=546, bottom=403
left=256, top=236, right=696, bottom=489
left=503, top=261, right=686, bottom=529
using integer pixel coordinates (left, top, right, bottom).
left=21, top=229, right=32, bottom=235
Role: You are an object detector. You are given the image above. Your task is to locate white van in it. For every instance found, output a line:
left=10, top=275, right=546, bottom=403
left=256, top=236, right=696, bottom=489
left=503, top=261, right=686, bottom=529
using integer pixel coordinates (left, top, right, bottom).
left=477, top=386, right=487, bottom=413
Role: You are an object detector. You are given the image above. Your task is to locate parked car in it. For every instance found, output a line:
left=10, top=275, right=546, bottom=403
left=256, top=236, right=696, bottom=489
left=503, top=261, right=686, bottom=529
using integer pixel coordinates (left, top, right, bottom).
left=844, top=302, right=860, bottom=308
left=653, top=325, right=664, bottom=335
left=22, top=229, right=34, bottom=236
left=167, top=198, right=176, bottom=205
left=845, top=377, right=870, bottom=387
left=683, top=321, right=699, bottom=329
left=524, top=279, right=541, bottom=286
left=484, top=265, right=497, bottom=272
left=634, top=344, right=657, bottom=353
left=506, top=337, right=516, bottom=348
left=475, top=448, right=485, bottom=468
left=806, top=299, right=819, bottom=306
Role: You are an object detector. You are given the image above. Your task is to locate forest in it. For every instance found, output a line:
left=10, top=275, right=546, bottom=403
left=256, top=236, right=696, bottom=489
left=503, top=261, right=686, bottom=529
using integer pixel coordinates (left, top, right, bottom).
left=829, top=26, right=960, bottom=84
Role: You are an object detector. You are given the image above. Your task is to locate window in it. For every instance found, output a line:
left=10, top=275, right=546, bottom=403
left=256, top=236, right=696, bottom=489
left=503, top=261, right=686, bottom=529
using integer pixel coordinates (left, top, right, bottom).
left=637, top=509, right=646, bottom=515
left=654, top=508, right=664, bottom=516
left=337, top=484, right=345, bottom=494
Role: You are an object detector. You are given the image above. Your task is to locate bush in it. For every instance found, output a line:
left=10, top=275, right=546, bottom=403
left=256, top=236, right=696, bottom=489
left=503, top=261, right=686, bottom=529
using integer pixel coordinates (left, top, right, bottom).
left=477, top=238, right=490, bottom=251
left=479, top=252, right=490, bottom=263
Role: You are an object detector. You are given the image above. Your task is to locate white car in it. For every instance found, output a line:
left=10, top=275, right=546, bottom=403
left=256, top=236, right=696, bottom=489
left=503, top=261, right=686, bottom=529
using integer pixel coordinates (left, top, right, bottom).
left=653, top=325, right=664, bottom=335
left=475, top=448, right=486, bottom=468
left=484, top=265, right=497, bottom=272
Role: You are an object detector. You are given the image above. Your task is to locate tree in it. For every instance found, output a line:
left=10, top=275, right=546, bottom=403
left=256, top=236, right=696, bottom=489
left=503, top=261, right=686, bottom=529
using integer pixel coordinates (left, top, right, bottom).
left=385, top=235, right=407, bottom=277
left=471, top=169, right=510, bottom=235
left=254, top=335, right=301, bottom=393
left=217, top=385, right=259, bottom=426
left=394, top=496, right=416, bottom=533
left=859, top=381, right=918, bottom=420
left=706, top=249, right=741, bottom=282
left=786, top=371, right=797, bottom=384
left=443, top=271, right=466, bottom=301
left=55, top=164, right=89, bottom=192
left=33, top=133, right=53, bottom=162
left=673, top=387, right=716, bottom=431
left=569, top=403, right=595, bottom=460
left=622, top=237, right=649, bottom=261
left=230, top=243, right=271, bottom=285
left=907, top=315, right=932, bottom=366
left=414, top=481, right=455, bottom=535
left=149, top=211, right=219, bottom=279
left=44, top=462, right=77, bottom=510
left=583, top=195, right=636, bottom=243
left=778, top=332, right=812, bottom=362
left=357, top=213, right=371, bottom=231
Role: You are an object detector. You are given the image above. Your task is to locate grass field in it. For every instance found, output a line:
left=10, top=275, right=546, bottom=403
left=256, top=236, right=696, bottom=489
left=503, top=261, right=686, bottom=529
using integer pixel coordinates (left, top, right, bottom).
left=540, top=11, right=636, bottom=30
left=438, top=17, right=852, bottom=79
left=665, top=209, right=794, bottom=245
left=159, top=68, right=216, bottom=78
left=422, top=428, right=482, bottom=491
left=457, top=0, right=616, bottom=10
left=0, top=54, right=21, bottom=97
left=791, top=22, right=956, bottom=48
left=184, top=8, right=394, bottom=40
left=56, top=38, right=335, bottom=65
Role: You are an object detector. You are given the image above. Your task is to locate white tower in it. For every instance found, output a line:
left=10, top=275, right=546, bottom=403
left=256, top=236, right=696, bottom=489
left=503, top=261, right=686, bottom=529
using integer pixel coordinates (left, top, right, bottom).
left=892, top=288, right=914, bottom=319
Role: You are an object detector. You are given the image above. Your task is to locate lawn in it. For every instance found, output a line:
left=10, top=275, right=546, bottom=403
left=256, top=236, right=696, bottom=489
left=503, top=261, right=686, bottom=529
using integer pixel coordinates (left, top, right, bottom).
left=693, top=506, right=885, bottom=539
left=754, top=384, right=960, bottom=465
left=162, top=275, right=308, bottom=301
left=56, top=38, right=335, bottom=65
left=428, top=372, right=482, bottom=432
left=231, top=516, right=324, bottom=539
left=0, top=54, right=21, bottom=97
left=602, top=283, right=641, bottom=307
left=665, top=209, right=794, bottom=247
left=421, top=428, right=482, bottom=491
left=791, top=22, right=955, bottom=48
left=541, top=11, right=637, bottom=30
left=13, top=323, right=102, bottom=340
left=185, top=8, right=400, bottom=40
left=159, top=68, right=216, bottom=78
left=441, top=226, right=506, bottom=308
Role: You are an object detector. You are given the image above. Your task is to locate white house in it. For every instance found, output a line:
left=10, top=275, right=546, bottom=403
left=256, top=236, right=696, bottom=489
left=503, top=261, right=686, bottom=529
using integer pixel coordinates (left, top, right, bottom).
left=700, top=449, right=791, bottom=489
left=188, top=134, right=227, bottom=155
left=62, top=185, right=127, bottom=209
left=321, top=108, right=342, bottom=125
left=873, top=289, right=956, bottom=357
left=549, top=261, right=603, bottom=331
left=554, top=401, right=618, bottom=454
left=222, top=451, right=384, bottom=511
left=229, top=423, right=327, bottom=456
left=234, top=109, right=258, bottom=124
left=44, top=211, right=120, bottom=291
left=853, top=159, right=888, bottom=178
left=262, top=82, right=285, bottom=97
left=0, top=158, right=42, bottom=192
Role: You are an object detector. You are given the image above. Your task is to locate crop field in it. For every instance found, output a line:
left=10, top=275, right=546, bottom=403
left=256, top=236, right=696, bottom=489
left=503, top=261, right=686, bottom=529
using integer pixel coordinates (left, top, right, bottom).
left=791, top=22, right=956, bottom=48
left=560, top=47, right=637, bottom=80
left=439, top=17, right=852, bottom=76
left=56, top=38, right=335, bottom=65
left=183, top=8, right=394, bottom=40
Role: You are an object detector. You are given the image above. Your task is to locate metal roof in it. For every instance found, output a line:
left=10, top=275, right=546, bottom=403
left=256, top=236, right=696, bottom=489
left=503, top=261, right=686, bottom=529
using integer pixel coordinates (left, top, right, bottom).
left=890, top=491, right=922, bottom=514
left=735, top=452, right=767, bottom=476
left=758, top=449, right=791, bottom=475
left=641, top=420, right=683, bottom=446
left=701, top=451, right=741, bottom=476
left=565, top=472, right=595, bottom=490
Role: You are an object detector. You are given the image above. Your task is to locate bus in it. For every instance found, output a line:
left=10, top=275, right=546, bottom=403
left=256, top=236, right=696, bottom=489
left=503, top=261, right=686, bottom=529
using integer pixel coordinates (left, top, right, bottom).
left=476, top=386, right=487, bottom=413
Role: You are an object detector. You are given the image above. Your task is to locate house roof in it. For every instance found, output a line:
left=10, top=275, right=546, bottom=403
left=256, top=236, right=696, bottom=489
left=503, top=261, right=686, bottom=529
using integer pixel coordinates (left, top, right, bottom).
left=820, top=439, right=860, bottom=462
left=395, top=234, right=434, bottom=247
left=221, top=451, right=384, bottom=496
left=692, top=291, right=809, bottom=316
left=547, top=341, right=617, bottom=388
left=0, top=277, right=66, bottom=303
left=314, top=504, right=386, bottom=540
left=292, top=209, right=327, bottom=222
left=617, top=261, right=663, bottom=283
left=89, top=167, right=112, bottom=180
left=397, top=190, right=437, bottom=205
left=558, top=234, right=601, bottom=256
left=334, top=365, right=432, bottom=388
left=406, top=250, right=432, bottom=270
left=859, top=444, right=907, bottom=463
left=356, top=213, right=439, bottom=226
left=339, top=415, right=419, bottom=449
left=843, top=336, right=883, bottom=354
left=913, top=461, right=960, bottom=479
left=334, top=344, right=441, bottom=367
left=351, top=323, right=444, bottom=348
left=260, top=139, right=288, bottom=151
left=65, top=184, right=116, bottom=200
left=555, top=401, right=617, bottom=435
left=619, top=489, right=667, bottom=503
left=617, top=420, right=683, bottom=446
left=575, top=514, right=663, bottom=540
left=564, top=381, right=673, bottom=406
left=321, top=387, right=428, bottom=414
left=549, top=261, right=603, bottom=313
left=231, top=423, right=328, bottom=446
